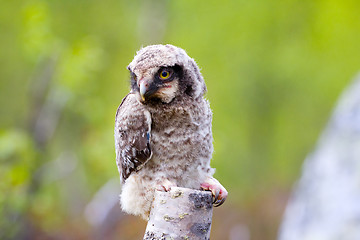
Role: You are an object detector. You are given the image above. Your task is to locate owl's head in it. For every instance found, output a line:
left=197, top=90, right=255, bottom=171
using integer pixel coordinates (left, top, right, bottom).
left=127, top=44, right=207, bottom=104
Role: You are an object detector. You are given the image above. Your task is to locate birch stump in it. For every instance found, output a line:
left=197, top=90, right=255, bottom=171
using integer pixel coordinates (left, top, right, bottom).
left=143, top=187, right=213, bottom=240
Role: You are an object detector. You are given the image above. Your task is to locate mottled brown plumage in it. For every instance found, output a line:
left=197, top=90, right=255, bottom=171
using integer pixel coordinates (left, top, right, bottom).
left=114, top=44, right=227, bottom=219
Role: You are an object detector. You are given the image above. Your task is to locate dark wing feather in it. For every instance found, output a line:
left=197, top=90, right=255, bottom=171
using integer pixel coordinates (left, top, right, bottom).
left=114, top=93, right=152, bottom=183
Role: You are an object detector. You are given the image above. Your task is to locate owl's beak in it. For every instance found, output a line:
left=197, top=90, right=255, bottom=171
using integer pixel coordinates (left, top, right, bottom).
left=139, top=82, right=147, bottom=101
left=139, top=80, right=158, bottom=102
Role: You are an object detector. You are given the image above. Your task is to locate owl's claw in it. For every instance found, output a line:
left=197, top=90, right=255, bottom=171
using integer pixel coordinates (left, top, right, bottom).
left=156, top=179, right=176, bottom=192
left=213, top=189, right=220, bottom=203
left=201, top=177, right=228, bottom=207
left=214, top=196, right=226, bottom=207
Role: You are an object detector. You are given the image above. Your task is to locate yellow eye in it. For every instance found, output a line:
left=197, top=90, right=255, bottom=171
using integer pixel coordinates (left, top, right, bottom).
left=159, top=69, right=171, bottom=80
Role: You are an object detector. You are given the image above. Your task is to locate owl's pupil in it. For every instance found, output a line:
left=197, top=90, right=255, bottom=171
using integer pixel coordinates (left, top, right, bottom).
left=162, top=72, right=168, bottom=77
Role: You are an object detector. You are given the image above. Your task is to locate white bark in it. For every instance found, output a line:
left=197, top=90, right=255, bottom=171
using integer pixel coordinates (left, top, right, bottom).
left=279, top=73, right=360, bottom=240
left=143, top=187, right=213, bottom=240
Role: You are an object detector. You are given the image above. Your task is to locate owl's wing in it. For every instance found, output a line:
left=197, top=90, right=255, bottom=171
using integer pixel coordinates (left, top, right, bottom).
left=114, top=93, right=152, bottom=183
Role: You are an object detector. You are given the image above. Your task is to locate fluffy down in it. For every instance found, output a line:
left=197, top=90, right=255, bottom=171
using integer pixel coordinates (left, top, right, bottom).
left=114, top=44, right=227, bottom=220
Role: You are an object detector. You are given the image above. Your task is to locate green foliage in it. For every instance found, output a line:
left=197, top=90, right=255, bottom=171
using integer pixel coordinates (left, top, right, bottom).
left=1, top=0, right=359, bottom=239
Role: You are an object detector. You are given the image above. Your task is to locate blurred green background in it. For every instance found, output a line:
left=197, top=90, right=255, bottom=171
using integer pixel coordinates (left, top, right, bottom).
left=1, top=0, right=359, bottom=239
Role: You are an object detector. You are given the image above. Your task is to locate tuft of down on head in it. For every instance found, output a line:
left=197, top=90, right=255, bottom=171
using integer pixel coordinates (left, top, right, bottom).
left=127, top=44, right=207, bottom=104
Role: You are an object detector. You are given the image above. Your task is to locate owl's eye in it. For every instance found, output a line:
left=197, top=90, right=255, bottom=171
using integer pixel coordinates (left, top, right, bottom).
left=159, top=69, right=172, bottom=80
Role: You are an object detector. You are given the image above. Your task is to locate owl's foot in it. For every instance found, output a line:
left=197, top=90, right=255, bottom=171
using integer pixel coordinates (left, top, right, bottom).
left=201, top=177, right=228, bottom=207
left=156, top=179, right=177, bottom=192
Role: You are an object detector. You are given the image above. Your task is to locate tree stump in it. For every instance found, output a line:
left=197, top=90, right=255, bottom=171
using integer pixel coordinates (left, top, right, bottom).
left=143, top=187, right=213, bottom=240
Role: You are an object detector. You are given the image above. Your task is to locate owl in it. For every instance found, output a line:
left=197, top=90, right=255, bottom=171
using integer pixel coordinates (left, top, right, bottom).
left=114, top=44, right=227, bottom=220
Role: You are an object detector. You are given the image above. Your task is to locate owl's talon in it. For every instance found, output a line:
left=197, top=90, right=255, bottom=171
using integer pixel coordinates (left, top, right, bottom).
left=156, top=179, right=176, bottom=192
left=214, top=197, right=226, bottom=207
left=201, top=177, right=228, bottom=207
left=213, top=189, right=220, bottom=203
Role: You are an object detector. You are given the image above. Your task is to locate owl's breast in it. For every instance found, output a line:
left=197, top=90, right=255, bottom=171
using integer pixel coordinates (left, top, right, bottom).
left=147, top=104, right=213, bottom=179
left=151, top=115, right=200, bottom=158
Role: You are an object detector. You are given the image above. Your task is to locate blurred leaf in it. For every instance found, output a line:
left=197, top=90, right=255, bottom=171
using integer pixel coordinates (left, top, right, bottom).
left=21, top=1, right=55, bottom=60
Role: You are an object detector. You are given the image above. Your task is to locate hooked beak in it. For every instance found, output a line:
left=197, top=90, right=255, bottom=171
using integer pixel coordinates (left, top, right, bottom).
left=139, top=82, right=147, bottom=101
left=139, top=79, right=158, bottom=102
